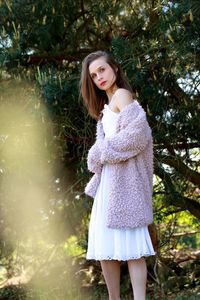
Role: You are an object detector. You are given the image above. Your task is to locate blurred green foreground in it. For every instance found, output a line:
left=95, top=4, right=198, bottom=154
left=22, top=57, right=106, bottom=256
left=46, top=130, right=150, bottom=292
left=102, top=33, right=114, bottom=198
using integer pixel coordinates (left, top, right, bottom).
left=0, top=0, right=200, bottom=299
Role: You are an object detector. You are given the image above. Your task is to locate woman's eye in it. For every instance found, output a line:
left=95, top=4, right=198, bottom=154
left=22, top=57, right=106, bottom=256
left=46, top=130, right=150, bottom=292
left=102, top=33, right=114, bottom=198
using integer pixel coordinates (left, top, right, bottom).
left=91, top=74, right=96, bottom=79
left=100, top=68, right=105, bottom=73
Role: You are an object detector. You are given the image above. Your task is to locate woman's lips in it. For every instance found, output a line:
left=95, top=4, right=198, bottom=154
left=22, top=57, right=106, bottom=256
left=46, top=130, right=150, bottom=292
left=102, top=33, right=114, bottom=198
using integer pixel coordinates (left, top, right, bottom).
left=100, top=81, right=107, bottom=86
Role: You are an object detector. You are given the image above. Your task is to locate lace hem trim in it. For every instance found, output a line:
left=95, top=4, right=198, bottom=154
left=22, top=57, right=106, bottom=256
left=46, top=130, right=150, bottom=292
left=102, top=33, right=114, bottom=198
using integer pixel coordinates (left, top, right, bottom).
left=86, top=252, right=156, bottom=261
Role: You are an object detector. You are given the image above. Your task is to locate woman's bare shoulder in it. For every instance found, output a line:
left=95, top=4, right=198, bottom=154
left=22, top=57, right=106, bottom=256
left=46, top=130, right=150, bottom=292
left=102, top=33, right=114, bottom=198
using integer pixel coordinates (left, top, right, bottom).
left=114, top=88, right=134, bottom=111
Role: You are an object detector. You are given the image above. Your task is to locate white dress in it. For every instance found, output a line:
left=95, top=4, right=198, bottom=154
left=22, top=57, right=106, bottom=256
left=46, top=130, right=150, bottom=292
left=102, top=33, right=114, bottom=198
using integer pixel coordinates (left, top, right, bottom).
left=86, top=104, right=155, bottom=261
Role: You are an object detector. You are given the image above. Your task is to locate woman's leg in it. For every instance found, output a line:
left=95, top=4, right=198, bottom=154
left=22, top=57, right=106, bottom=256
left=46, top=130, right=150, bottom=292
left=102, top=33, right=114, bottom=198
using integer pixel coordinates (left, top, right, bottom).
left=127, top=257, right=147, bottom=300
left=100, top=260, right=121, bottom=300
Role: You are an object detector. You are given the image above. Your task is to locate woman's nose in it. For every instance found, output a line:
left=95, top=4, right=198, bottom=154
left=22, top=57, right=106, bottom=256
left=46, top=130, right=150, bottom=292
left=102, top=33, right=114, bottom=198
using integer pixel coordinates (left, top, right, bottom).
left=97, top=73, right=102, bottom=80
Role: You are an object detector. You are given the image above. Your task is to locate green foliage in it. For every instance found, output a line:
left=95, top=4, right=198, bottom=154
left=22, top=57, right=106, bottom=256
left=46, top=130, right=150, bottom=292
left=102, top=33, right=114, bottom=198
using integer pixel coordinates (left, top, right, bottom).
left=64, top=235, right=85, bottom=257
left=0, top=0, right=200, bottom=298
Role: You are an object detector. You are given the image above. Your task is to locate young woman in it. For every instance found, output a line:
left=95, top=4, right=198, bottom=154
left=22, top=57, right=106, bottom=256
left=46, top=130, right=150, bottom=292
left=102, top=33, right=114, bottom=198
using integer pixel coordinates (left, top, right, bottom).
left=80, top=50, right=155, bottom=300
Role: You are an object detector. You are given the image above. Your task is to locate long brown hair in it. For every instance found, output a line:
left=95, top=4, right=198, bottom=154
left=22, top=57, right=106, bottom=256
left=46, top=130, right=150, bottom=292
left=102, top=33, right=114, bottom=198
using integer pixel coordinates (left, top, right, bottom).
left=80, top=50, right=133, bottom=120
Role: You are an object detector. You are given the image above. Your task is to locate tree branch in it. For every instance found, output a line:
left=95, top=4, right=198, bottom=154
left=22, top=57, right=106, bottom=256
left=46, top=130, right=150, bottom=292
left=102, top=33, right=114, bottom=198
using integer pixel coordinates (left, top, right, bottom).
left=154, top=163, right=200, bottom=219
left=158, top=155, right=200, bottom=187
left=154, top=142, right=200, bottom=150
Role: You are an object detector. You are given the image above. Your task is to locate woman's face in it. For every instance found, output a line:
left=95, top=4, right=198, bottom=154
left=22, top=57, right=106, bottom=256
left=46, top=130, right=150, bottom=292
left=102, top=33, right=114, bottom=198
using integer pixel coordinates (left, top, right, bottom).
left=89, top=57, right=117, bottom=91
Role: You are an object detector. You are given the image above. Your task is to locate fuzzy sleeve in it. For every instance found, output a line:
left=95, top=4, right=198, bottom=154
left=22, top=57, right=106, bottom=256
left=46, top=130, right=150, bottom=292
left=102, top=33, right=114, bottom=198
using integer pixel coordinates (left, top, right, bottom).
left=100, top=111, right=152, bottom=164
left=87, top=141, right=102, bottom=174
left=85, top=173, right=101, bottom=198
left=87, top=120, right=104, bottom=173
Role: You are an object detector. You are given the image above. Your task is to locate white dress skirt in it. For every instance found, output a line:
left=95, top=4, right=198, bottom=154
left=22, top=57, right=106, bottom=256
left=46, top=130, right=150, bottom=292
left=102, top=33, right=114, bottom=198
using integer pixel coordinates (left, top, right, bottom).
left=86, top=104, right=155, bottom=261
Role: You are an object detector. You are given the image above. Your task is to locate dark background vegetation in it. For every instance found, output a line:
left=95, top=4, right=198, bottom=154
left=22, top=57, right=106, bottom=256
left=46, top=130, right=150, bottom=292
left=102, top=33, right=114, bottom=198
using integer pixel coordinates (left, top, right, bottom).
left=0, top=0, right=200, bottom=299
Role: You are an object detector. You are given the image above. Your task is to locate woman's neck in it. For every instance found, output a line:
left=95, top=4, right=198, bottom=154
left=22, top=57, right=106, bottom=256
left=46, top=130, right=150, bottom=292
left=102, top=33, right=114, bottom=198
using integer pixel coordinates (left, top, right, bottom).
left=106, top=84, right=119, bottom=103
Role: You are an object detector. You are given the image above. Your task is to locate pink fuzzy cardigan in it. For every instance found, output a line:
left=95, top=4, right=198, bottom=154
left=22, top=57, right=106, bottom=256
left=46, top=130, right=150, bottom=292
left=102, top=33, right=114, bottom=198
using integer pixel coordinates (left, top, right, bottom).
left=85, top=100, right=154, bottom=229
